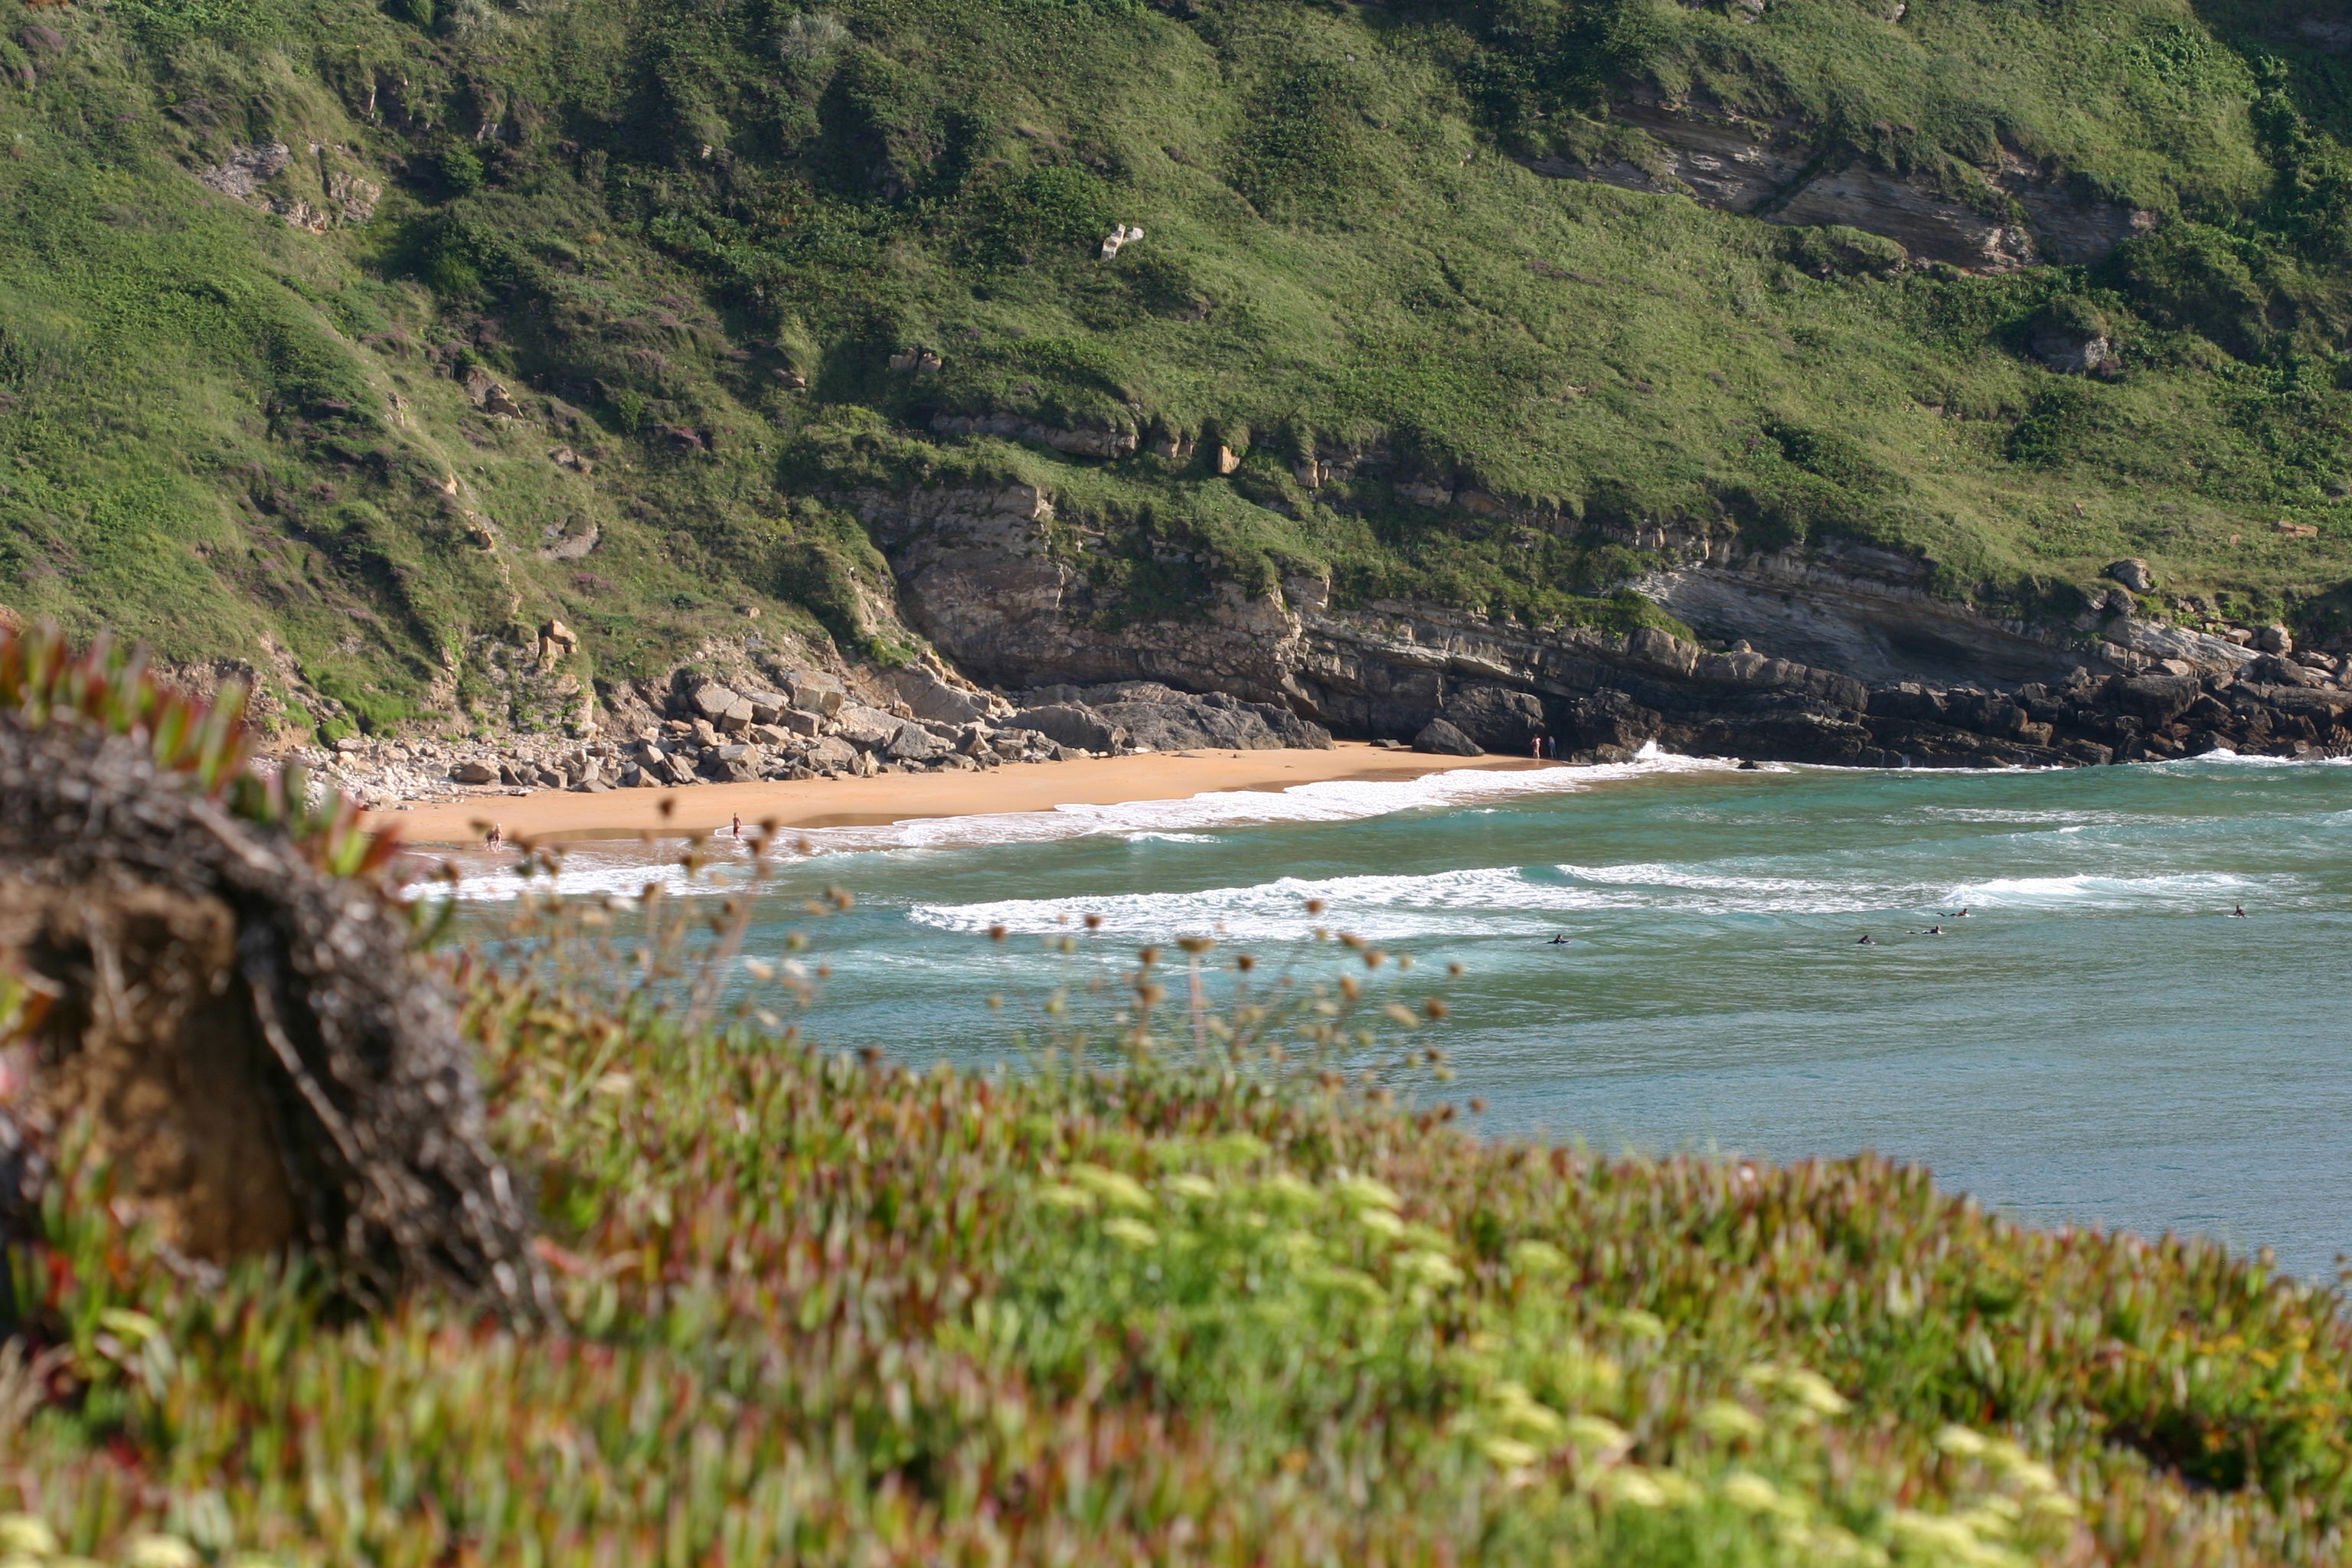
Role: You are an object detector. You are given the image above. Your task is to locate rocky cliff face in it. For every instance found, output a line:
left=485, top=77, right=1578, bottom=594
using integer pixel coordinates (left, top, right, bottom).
left=857, top=482, right=2350, bottom=769
left=1529, top=86, right=2154, bottom=273
left=852, top=485, right=1314, bottom=706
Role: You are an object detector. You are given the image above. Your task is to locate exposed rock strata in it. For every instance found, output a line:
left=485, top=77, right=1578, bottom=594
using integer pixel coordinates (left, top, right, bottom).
left=1527, top=87, right=2152, bottom=272
left=858, top=481, right=2346, bottom=770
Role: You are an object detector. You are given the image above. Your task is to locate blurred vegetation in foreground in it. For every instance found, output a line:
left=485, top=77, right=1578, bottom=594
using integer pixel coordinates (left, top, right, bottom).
left=0, top=838, right=2342, bottom=1566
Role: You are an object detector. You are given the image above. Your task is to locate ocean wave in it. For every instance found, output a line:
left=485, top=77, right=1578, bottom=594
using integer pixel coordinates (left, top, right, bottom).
left=912, top=848, right=1910, bottom=940
left=910, top=865, right=1573, bottom=942
left=2160, top=749, right=2352, bottom=769
left=1549, top=860, right=1875, bottom=910
left=1939, top=871, right=2258, bottom=906
left=431, top=746, right=1730, bottom=900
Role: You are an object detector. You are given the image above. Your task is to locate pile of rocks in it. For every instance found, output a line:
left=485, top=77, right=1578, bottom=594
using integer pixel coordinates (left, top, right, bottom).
left=602, top=674, right=1331, bottom=790
left=1009, top=681, right=1333, bottom=754
left=291, top=671, right=1339, bottom=807
left=269, top=732, right=594, bottom=811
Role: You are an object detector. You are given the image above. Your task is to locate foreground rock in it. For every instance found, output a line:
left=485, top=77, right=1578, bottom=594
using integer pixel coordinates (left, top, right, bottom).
left=0, top=716, right=545, bottom=1314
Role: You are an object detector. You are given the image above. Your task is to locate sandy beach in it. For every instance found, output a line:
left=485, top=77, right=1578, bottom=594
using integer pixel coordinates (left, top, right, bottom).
left=365, top=743, right=1540, bottom=844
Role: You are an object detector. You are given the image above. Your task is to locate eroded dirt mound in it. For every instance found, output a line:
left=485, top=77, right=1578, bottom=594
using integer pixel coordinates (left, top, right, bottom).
left=0, top=716, right=544, bottom=1315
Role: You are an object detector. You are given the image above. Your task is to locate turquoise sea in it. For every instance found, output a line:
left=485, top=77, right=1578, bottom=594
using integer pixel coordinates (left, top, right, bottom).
left=456, top=751, right=2352, bottom=1278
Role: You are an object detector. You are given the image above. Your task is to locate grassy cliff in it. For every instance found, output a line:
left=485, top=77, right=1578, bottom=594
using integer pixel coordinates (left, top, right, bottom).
left=5, top=0, right=2352, bottom=733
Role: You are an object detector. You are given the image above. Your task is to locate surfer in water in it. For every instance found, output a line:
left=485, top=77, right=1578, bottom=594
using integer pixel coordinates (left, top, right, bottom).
left=2230, top=905, right=2249, bottom=917
left=1547, top=933, right=1570, bottom=946
left=1909, top=925, right=1946, bottom=936
left=1856, top=934, right=1877, bottom=946
left=1937, top=908, right=1971, bottom=919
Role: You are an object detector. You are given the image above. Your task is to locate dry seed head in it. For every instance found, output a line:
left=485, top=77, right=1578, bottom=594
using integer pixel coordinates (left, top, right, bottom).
left=1423, top=997, right=1449, bottom=1020
left=1084, top=913, right=1103, bottom=930
left=1178, top=936, right=1214, bottom=955
left=1934, top=1425, right=1989, bottom=1459
left=0, top=1516, right=56, bottom=1557
left=1477, top=1435, right=1540, bottom=1469
left=989, top=924, right=1008, bottom=942
left=1102, top=1217, right=1159, bottom=1249
left=1304, top=898, right=1326, bottom=914
left=1364, top=948, right=1386, bottom=968
left=1137, top=946, right=1161, bottom=966
left=1697, top=1400, right=1766, bottom=1442
left=1596, top=1468, right=1667, bottom=1507
left=122, top=1535, right=202, bottom=1568
left=1235, top=953, right=1256, bottom=972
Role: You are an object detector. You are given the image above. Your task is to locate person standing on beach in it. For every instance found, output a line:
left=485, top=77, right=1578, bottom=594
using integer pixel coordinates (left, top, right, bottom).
left=731, top=812, right=743, bottom=840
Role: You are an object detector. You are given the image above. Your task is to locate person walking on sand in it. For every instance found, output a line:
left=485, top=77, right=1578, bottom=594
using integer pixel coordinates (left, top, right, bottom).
left=485, top=822, right=503, bottom=848
left=732, top=812, right=743, bottom=841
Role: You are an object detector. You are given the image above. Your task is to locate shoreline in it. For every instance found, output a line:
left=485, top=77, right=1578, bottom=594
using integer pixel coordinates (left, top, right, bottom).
left=364, top=743, right=1547, bottom=845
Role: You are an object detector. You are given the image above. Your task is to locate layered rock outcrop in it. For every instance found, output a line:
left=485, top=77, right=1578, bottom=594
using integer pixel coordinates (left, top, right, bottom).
left=1527, top=86, right=2154, bottom=273
left=856, top=480, right=2348, bottom=770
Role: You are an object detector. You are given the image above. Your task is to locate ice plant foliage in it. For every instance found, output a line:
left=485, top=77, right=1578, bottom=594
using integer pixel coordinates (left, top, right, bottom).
left=0, top=872, right=2341, bottom=1566
left=0, top=621, right=395, bottom=880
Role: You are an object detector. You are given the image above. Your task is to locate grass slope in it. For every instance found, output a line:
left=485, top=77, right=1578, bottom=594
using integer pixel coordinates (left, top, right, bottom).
left=6, top=0, right=2352, bottom=730
left=0, top=881, right=2348, bottom=1564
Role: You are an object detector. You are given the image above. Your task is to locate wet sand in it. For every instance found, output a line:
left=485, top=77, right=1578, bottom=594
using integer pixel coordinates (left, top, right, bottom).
left=364, top=743, right=1537, bottom=844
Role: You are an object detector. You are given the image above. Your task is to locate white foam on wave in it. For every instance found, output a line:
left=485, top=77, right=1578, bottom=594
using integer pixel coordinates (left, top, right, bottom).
left=912, top=853, right=2292, bottom=942
left=2161, top=748, right=2352, bottom=769
left=1550, top=860, right=1884, bottom=913
left=438, top=746, right=1728, bottom=901
left=1914, top=807, right=2141, bottom=826
left=911, top=865, right=1577, bottom=942
left=1942, top=871, right=2258, bottom=906
left=913, top=848, right=1915, bottom=941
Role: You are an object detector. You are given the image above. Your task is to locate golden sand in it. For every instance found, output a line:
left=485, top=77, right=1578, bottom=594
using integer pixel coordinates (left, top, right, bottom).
left=364, top=743, right=1539, bottom=845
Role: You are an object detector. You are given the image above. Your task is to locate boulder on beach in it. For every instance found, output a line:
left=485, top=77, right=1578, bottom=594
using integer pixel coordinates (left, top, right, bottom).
left=1412, top=717, right=1483, bottom=756
left=1073, top=681, right=1333, bottom=751
left=1010, top=702, right=1128, bottom=755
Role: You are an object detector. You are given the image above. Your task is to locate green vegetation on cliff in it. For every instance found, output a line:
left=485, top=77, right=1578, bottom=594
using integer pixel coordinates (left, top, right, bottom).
left=5, top=0, right=2352, bottom=731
